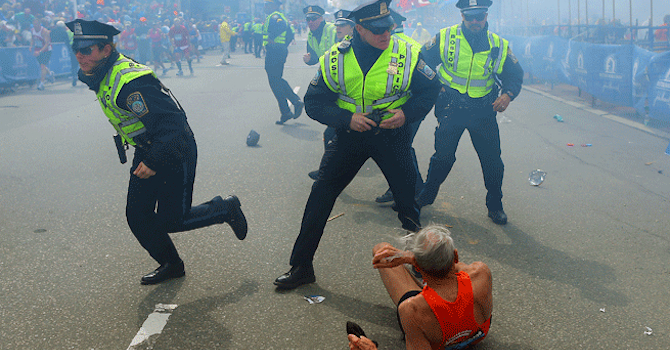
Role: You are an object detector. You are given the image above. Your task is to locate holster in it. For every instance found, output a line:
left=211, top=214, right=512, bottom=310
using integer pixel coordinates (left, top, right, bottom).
left=113, top=134, right=128, bottom=164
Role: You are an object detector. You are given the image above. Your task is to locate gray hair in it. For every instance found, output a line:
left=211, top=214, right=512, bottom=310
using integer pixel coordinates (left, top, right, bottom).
left=400, top=225, right=455, bottom=277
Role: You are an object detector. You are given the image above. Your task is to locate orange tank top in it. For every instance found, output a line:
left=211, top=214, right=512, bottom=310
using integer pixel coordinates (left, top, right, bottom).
left=421, top=271, right=491, bottom=349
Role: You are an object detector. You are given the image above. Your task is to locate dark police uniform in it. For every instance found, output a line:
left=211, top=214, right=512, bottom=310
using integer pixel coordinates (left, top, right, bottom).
left=303, top=5, right=337, bottom=66
left=417, top=0, right=523, bottom=225
left=66, top=19, right=248, bottom=285
left=274, top=0, right=442, bottom=290
left=263, top=0, right=304, bottom=125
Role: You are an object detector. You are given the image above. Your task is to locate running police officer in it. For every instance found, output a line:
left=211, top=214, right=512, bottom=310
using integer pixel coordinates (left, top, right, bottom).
left=262, top=0, right=304, bottom=125
left=416, top=0, right=523, bottom=225
left=303, top=5, right=337, bottom=66
left=274, top=0, right=441, bottom=290
left=66, top=19, right=248, bottom=285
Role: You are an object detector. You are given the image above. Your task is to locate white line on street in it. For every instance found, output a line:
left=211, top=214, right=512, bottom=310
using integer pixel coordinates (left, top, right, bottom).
left=288, top=86, right=301, bottom=107
left=126, top=303, right=178, bottom=350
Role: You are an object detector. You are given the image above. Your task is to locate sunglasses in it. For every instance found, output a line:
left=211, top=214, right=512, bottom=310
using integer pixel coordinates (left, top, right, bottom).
left=365, top=25, right=393, bottom=35
left=306, top=16, right=321, bottom=22
left=464, top=13, right=487, bottom=22
left=72, top=44, right=98, bottom=55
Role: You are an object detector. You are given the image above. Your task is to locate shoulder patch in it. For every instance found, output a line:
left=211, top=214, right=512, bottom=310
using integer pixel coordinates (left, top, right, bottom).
left=417, top=59, right=436, bottom=80
left=127, top=92, right=149, bottom=117
left=507, top=47, right=519, bottom=64
left=311, top=69, right=322, bottom=86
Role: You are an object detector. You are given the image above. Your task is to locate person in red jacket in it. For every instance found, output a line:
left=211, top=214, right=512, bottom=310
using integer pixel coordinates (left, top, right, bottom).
left=349, top=225, right=493, bottom=350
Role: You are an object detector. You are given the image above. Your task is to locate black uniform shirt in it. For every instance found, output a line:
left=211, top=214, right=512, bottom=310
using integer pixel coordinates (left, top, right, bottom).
left=304, top=33, right=442, bottom=131
left=422, top=22, right=524, bottom=108
left=266, top=12, right=289, bottom=48
left=80, top=51, right=191, bottom=170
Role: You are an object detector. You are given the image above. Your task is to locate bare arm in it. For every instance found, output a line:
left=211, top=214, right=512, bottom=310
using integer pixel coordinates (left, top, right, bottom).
left=399, top=301, right=433, bottom=350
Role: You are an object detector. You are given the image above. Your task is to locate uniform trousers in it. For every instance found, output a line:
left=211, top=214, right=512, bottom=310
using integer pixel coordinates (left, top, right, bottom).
left=253, top=34, right=263, bottom=58
left=421, top=106, right=504, bottom=211
left=126, top=135, right=232, bottom=265
left=264, top=44, right=300, bottom=117
left=289, top=127, right=421, bottom=267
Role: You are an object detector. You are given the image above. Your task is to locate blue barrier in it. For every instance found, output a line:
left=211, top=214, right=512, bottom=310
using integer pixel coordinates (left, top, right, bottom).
left=506, top=35, right=670, bottom=121
left=200, top=32, right=220, bottom=49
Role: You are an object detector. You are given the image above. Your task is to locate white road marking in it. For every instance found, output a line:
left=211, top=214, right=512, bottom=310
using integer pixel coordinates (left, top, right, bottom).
left=288, top=86, right=301, bottom=107
left=126, top=303, right=178, bottom=350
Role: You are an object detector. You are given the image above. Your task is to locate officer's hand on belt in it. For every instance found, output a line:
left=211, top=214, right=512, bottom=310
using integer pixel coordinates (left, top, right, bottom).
left=492, top=93, right=511, bottom=112
left=350, top=112, right=377, bottom=132
left=303, top=52, right=311, bottom=63
left=133, top=161, right=156, bottom=179
left=378, top=109, right=405, bottom=130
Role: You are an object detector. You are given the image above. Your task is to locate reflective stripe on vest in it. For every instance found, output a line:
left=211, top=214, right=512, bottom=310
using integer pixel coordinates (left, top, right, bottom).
left=96, top=54, right=155, bottom=145
left=307, top=22, right=337, bottom=57
left=320, top=38, right=419, bottom=114
left=438, top=25, right=508, bottom=98
left=263, top=11, right=289, bottom=46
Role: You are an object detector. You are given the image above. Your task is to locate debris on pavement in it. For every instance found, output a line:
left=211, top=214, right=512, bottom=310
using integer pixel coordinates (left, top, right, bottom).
left=553, top=114, right=564, bottom=122
left=529, top=170, right=547, bottom=186
left=599, top=308, right=606, bottom=313
left=644, top=327, right=653, bottom=336
left=304, top=295, right=325, bottom=304
left=327, top=212, right=345, bottom=222
left=567, top=143, right=574, bottom=147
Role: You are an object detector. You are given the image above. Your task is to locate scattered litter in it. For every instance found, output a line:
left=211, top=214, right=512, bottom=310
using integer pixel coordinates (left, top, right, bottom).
left=599, top=308, right=606, bottom=313
left=567, top=143, right=574, bottom=147
left=304, top=295, right=325, bottom=304
left=553, top=114, right=564, bottom=122
left=581, top=144, right=592, bottom=147
left=327, top=212, right=345, bottom=222
left=665, top=141, right=670, bottom=156
left=460, top=196, right=464, bottom=199
left=246, top=130, right=260, bottom=147
left=659, top=170, right=663, bottom=174
left=528, top=169, right=547, bottom=186
left=33, top=229, right=47, bottom=233
left=644, top=327, right=653, bottom=336
left=645, top=162, right=654, bottom=166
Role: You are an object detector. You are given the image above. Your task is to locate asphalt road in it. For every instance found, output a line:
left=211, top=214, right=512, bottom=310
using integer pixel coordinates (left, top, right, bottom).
left=1, top=39, right=669, bottom=350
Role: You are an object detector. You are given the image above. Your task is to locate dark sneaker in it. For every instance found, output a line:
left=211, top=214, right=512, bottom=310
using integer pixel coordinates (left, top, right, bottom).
left=293, top=100, right=304, bottom=119
left=275, top=114, right=293, bottom=125
left=488, top=209, right=508, bottom=225
left=375, top=188, right=394, bottom=203
left=140, top=261, right=185, bottom=285
left=274, top=265, right=315, bottom=289
left=222, top=195, right=248, bottom=240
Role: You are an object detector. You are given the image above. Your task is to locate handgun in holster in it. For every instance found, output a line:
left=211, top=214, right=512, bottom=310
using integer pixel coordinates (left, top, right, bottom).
left=368, top=109, right=391, bottom=135
left=113, top=134, right=128, bottom=164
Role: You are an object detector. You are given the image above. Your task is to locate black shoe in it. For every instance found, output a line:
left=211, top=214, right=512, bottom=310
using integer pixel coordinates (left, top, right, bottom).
left=308, top=170, right=319, bottom=180
left=488, top=209, right=508, bottom=225
left=275, top=114, right=293, bottom=125
left=274, top=265, right=315, bottom=289
left=293, top=100, right=304, bottom=119
left=375, top=188, right=394, bottom=203
left=222, top=195, right=248, bottom=240
left=141, top=260, right=185, bottom=285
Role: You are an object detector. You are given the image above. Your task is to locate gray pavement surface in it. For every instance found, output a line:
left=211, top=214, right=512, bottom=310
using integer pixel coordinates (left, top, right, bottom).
left=1, top=38, right=669, bottom=349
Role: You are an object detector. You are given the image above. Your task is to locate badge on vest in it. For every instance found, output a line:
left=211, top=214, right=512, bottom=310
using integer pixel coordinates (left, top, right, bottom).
left=387, top=62, right=399, bottom=75
left=127, top=92, right=149, bottom=117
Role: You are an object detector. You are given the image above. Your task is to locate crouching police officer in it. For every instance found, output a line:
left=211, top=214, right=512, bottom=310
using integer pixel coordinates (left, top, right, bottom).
left=274, top=0, right=441, bottom=290
left=416, top=0, right=523, bottom=225
left=66, top=19, right=248, bottom=285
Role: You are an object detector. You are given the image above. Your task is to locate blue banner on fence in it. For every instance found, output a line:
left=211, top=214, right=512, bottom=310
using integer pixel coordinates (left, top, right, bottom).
left=0, top=46, right=40, bottom=84
left=200, top=32, right=220, bottom=49
left=646, top=51, right=670, bottom=122
left=49, top=43, right=74, bottom=76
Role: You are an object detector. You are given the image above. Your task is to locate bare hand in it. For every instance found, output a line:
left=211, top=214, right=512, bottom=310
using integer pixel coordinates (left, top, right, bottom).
left=349, top=113, right=376, bottom=132
left=492, top=93, right=511, bottom=112
left=372, top=244, right=413, bottom=269
left=302, top=53, right=311, bottom=63
left=378, top=109, right=406, bottom=129
left=348, top=335, right=378, bottom=350
left=133, top=161, right=156, bottom=179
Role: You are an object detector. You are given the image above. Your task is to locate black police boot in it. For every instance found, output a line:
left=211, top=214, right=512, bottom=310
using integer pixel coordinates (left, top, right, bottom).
left=415, top=188, right=437, bottom=208
left=141, top=260, right=185, bottom=285
left=222, top=195, right=248, bottom=240
left=293, top=100, right=304, bottom=119
left=274, top=265, right=315, bottom=289
left=488, top=209, right=508, bottom=225
left=275, top=114, right=294, bottom=125
left=308, top=170, right=319, bottom=180
left=375, top=188, right=394, bottom=203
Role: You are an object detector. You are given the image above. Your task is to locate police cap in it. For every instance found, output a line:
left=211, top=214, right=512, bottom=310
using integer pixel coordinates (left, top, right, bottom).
left=303, top=5, right=325, bottom=21
left=334, top=10, right=354, bottom=26
left=349, top=0, right=394, bottom=30
left=65, top=19, right=120, bottom=50
left=246, top=130, right=260, bottom=147
left=456, top=0, right=492, bottom=14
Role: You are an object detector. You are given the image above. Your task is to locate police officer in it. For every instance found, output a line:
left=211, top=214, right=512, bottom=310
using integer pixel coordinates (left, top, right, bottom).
left=252, top=18, right=264, bottom=58
left=66, top=19, right=248, bottom=285
left=417, top=0, right=524, bottom=225
left=302, top=5, right=337, bottom=66
left=273, top=0, right=441, bottom=290
left=262, top=0, right=304, bottom=125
